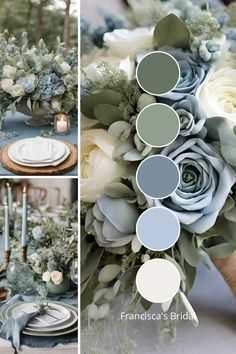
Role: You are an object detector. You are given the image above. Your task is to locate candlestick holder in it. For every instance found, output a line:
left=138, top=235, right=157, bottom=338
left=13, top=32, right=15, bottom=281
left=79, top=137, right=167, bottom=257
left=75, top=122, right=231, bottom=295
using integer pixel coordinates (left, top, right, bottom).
left=53, top=113, right=70, bottom=135
left=1, top=250, right=11, bottom=271
left=20, top=246, right=27, bottom=263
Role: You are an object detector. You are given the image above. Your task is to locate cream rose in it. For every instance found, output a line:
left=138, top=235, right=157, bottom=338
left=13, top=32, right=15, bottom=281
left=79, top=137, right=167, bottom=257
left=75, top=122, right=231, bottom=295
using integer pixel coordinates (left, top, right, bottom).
left=11, top=83, right=24, bottom=97
left=197, top=67, right=236, bottom=127
left=1, top=78, right=14, bottom=93
left=51, top=271, right=63, bottom=285
left=104, top=27, right=154, bottom=59
left=81, top=129, right=126, bottom=202
left=42, top=271, right=51, bottom=282
left=3, top=65, right=17, bottom=78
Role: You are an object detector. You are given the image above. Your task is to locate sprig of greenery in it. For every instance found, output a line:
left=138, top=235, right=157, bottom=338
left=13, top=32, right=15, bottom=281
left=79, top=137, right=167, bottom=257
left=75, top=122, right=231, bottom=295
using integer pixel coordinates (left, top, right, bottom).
left=187, top=10, right=220, bottom=38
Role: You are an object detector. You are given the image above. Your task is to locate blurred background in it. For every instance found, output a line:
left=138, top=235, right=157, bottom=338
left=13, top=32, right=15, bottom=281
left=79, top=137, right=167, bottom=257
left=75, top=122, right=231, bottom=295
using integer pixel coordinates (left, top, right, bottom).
left=0, top=178, right=78, bottom=207
left=0, top=0, right=78, bottom=49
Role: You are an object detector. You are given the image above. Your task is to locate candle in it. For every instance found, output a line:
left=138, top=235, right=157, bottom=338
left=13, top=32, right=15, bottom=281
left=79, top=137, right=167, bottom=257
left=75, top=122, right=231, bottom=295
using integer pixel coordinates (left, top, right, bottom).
left=54, top=114, right=70, bottom=135
left=4, top=204, right=9, bottom=251
left=21, top=186, right=27, bottom=247
left=6, top=183, right=13, bottom=215
left=57, top=118, right=67, bottom=133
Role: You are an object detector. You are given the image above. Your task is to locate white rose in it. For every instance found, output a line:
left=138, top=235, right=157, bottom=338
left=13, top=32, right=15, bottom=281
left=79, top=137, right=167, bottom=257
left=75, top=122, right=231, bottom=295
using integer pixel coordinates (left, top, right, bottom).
left=1, top=78, right=13, bottom=93
left=10, top=83, right=24, bottom=97
left=3, top=65, right=17, bottom=78
left=42, top=271, right=51, bottom=282
left=197, top=67, right=236, bottom=127
left=81, top=129, right=126, bottom=202
left=32, top=226, right=44, bottom=241
left=60, top=61, right=71, bottom=74
left=104, top=27, right=154, bottom=59
left=51, top=271, right=63, bottom=285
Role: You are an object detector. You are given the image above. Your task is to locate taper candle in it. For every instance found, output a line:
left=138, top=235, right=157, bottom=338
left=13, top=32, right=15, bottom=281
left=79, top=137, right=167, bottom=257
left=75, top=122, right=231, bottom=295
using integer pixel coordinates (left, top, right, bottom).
left=21, top=186, right=27, bottom=247
left=6, top=183, right=13, bottom=215
left=4, top=204, right=9, bottom=251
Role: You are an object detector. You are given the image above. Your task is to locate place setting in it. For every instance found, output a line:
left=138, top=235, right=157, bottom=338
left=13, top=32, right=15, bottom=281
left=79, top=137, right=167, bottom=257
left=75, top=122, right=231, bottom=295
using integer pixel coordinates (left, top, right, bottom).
left=0, top=179, right=78, bottom=352
left=1, top=135, right=77, bottom=175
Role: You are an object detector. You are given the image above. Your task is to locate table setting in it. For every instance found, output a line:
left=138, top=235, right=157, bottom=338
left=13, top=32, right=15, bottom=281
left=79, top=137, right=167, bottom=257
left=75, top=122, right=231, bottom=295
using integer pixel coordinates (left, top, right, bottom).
left=0, top=30, right=78, bottom=176
left=0, top=180, right=78, bottom=353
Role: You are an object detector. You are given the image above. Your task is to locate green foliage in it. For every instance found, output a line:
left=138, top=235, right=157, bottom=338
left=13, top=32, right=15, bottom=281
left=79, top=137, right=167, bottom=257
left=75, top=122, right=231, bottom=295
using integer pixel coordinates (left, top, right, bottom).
left=154, top=14, right=191, bottom=50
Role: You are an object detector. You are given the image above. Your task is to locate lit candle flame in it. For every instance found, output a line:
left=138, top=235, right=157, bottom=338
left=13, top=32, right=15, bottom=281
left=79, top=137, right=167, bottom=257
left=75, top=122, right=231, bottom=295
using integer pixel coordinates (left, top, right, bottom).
left=6, top=182, right=10, bottom=187
left=23, top=186, right=27, bottom=193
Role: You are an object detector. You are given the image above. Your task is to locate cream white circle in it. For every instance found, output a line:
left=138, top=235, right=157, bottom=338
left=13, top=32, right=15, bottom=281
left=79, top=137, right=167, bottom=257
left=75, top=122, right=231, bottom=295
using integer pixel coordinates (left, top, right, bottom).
left=136, top=259, right=180, bottom=303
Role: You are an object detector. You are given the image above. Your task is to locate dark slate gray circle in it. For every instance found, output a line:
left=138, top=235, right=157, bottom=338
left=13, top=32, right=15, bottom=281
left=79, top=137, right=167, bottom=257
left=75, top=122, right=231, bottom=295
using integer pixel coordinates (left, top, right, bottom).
left=136, top=155, right=180, bottom=199
left=136, top=207, right=180, bottom=251
left=136, top=51, right=180, bottom=96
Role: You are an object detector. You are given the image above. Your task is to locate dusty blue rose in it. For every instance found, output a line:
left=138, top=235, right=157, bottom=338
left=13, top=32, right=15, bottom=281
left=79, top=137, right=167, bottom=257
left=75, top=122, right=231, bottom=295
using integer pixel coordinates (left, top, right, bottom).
left=172, top=95, right=206, bottom=136
left=151, top=137, right=236, bottom=234
left=159, top=46, right=209, bottom=101
left=85, top=194, right=139, bottom=247
left=16, top=75, right=37, bottom=93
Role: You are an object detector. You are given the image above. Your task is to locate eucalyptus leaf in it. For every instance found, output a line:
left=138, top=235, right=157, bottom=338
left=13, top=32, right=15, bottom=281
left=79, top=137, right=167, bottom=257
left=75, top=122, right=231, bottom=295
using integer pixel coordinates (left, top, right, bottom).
left=98, top=264, right=121, bottom=283
left=214, top=216, right=236, bottom=247
left=81, top=238, right=92, bottom=264
left=202, top=235, right=235, bottom=258
left=81, top=287, right=94, bottom=311
left=140, top=297, right=152, bottom=311
left=81, top=90, right=122, bottom=119
left=205, top=117, right=236, bottom=166
left=81, top=247, right=104, bottom=291
left=164, top=253, right=185, bottom=281
left=131, top=236, right=142, bottom=253
left=154, top=14, right=191, bottom=50
left=219, top=195, right=235, bottom=216
left=179, top=291, right=199, bottom=327
left=224, top=206, right=236, bottom=223
left=161, top=298, right=173, bottom=313
left=94, top=103, right=123, bottom=126
left=26, top=97, right=32, bottom=111
left=104, top=183, right=135, bottom=198
left=108, top=121, right=131, bottom=139
left=178, top=231, right=200, bottom=267
left=183, top=261, right=196, bottom=292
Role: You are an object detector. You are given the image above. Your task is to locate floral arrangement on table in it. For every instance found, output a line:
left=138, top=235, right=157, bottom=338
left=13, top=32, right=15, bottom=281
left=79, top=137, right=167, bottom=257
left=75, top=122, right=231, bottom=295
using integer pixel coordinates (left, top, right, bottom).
left=0, top=30, right=78, bottom=129
left=81, top=0, right=236, bottom=350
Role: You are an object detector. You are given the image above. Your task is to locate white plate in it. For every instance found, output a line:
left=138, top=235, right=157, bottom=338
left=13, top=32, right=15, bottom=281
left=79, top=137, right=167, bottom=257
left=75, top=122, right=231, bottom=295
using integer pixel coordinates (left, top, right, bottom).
left=8, top=138, right=66, bottom=163
left=8, top=145, right=70, bottom=167
left=25, top=308, right=78, bottom=332
left=12, top=302, right=70, bottom=328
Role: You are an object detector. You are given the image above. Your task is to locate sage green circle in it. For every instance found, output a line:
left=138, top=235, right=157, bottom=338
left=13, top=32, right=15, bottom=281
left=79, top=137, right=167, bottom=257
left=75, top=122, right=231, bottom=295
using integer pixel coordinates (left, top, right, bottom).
left=136, top=103, right=180, bottom=147
left=136, top=51, right=180, bottom=95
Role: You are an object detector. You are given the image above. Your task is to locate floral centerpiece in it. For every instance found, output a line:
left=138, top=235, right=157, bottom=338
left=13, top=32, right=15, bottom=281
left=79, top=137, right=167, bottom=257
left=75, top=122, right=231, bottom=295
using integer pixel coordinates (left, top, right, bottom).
left=0, top=30, right=78, bottom=128
left=81, top=0, right=236, bottom=350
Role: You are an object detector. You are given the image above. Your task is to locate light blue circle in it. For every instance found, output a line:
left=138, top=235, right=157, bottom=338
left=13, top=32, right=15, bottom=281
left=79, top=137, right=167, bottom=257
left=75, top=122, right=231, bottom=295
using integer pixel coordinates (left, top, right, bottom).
left=136, top=207, right=180, bottom=251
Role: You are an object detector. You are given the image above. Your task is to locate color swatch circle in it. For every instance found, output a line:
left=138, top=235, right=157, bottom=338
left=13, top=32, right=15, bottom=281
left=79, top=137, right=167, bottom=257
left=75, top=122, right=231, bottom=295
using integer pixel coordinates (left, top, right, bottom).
left=136, top=155, right=180, bottom=199
left=136, top=103, right=180, bottom=147
left=136, top=259, right=181, bottom=303
left=136, top=207, right=180, bottom=251
left=136, top=51, right=180, bottom=96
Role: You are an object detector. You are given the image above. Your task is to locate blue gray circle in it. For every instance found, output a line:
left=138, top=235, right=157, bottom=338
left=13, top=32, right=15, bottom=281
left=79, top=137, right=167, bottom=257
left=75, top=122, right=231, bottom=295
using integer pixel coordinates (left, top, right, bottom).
left=136, top=207, right=180, bottom=251
left=136, top=155, right=180, bottom=199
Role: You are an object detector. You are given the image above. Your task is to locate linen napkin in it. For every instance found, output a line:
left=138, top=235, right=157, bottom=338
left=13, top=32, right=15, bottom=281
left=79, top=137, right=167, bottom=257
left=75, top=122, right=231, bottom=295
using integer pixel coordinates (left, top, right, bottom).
left=0, top=305, right=45, bottom=353
left=21, top=137, right=53, bottom=162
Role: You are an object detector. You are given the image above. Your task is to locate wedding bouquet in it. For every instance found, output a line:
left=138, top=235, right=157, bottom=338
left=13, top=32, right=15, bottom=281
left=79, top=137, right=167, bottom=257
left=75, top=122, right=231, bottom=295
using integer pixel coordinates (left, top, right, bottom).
left=0, top=30, right=78, bottom=127
left=81, top=0, right=236, bottom=348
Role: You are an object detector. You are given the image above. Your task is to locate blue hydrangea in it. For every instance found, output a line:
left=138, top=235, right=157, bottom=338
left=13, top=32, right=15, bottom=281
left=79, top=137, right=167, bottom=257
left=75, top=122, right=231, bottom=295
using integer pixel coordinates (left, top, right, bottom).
left=38, top=73, right=65, bottom=101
